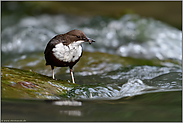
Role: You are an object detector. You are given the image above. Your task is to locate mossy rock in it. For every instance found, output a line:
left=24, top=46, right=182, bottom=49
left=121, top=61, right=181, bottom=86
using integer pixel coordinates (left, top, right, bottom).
left=1, top=67, right=78, bottom=99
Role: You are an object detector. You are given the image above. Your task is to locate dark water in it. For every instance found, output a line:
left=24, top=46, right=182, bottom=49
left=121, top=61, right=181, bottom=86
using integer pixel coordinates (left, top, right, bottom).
left=1, top=91, right=182, bottom=122
left=1, top=4, right=182, bottom=122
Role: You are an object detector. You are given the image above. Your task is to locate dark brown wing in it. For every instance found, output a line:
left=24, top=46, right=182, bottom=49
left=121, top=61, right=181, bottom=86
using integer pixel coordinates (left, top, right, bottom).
left=44, top=35, right=64, bottom=65
left=44, top=35, right=64, bottom=55
left=44, top=40, right=58, bottom=55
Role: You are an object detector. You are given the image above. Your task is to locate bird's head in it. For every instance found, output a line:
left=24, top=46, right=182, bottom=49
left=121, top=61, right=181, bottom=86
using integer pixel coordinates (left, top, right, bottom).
left=66, top=29, right=95, bottom=45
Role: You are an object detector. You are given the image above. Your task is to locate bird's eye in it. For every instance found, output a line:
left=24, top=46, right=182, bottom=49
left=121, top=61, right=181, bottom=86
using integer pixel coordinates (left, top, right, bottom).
left=77, top=36, right=80, bottom=38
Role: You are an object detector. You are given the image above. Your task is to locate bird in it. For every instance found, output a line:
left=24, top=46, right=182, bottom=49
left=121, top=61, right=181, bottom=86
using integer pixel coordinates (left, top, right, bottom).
left=44, top=29, right=95, bottom=83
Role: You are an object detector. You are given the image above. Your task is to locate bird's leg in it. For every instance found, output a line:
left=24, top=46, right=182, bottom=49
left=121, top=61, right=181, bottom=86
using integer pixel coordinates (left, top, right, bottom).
left=51, top=65, right=55, bottom=80
left=52, top=70, right=55, bottom=79
left=70, top=68, right=75, bottom=83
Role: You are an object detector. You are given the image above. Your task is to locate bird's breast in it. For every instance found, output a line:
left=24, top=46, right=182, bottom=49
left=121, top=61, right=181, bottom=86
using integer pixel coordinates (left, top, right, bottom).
left=52, top=42, right=82, bottom=63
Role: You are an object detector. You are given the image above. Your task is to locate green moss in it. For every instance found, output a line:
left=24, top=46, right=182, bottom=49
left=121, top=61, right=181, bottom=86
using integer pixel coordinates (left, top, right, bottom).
left=1, top=67, right=78, bottom=99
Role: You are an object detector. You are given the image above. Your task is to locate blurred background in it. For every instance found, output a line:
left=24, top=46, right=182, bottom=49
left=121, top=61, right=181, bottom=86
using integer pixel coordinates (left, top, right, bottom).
left=1, top=1, right=182, bottom=29
left=1, top=1, right=182, bottom=122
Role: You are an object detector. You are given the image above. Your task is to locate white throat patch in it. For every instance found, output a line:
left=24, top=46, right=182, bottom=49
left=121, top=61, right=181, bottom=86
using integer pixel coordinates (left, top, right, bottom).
left=52, top=40, right=84, bottom=62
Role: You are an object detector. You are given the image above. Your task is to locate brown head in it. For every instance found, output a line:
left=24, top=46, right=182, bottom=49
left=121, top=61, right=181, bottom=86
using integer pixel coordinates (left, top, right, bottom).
left=63, top=29, right=95, bottom=45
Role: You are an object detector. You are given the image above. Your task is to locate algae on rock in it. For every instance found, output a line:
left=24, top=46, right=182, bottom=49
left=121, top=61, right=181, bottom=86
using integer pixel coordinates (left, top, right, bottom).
left=1, top=67, right=78, bottom=99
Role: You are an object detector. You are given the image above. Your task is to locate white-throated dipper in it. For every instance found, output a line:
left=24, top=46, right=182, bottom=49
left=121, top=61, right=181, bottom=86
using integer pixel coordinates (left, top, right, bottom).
left=44, top=29, right=95, bottom=83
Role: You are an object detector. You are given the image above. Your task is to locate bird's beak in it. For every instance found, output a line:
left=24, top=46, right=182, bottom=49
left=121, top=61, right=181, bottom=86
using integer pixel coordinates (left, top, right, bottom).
left=85, top=37, right=95, bottom=44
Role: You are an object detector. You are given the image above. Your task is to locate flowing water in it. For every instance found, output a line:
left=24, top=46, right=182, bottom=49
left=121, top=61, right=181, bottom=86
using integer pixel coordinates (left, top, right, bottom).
left=1, top=13, right=182, bottom=121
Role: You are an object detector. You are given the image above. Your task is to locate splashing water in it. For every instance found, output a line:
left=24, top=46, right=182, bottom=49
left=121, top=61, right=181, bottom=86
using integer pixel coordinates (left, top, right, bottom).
left=2, top=14, right=182, bottom=61
left=66, top=72, right=181, bottom=100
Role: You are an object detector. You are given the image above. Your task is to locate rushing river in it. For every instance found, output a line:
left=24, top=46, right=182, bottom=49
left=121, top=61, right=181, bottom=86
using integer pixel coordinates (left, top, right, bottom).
left=1, top=13, right=182, bottom=121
